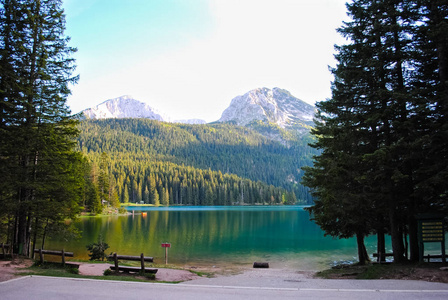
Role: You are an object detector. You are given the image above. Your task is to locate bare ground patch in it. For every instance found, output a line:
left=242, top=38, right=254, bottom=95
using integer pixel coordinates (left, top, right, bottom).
left=0, top=258, right=33, bottom=282
left=316, top=263, right=448, bottom=283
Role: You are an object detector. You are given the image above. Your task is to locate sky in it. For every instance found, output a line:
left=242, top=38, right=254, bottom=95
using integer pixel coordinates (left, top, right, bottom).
left=62, top=0, right=349, bottom=122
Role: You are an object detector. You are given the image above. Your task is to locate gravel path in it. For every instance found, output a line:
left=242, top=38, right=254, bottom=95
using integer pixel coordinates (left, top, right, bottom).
left=184, top=268, right=448, bottom=291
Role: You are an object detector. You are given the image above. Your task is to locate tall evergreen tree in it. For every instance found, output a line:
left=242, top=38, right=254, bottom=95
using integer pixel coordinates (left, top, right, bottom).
left=0, top=0, right=79, bottom=255
left=303, top=0, right=448, bottom=264
left=98, top=152, right=110, bottom=205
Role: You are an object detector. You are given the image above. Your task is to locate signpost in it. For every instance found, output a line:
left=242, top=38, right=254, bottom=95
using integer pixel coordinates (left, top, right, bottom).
left=161, top=243, right=171, bottom=264
left=417, top=214, right=446, bottom=263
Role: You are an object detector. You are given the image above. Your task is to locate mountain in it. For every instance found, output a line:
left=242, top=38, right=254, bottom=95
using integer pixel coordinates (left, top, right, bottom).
left=218, top=87, right=315, bottom=128
left=80, top=95, right=206, bottom=124
left=79, top=88, right=314, bottom=143
left=81, top=95, right=165, bottom=120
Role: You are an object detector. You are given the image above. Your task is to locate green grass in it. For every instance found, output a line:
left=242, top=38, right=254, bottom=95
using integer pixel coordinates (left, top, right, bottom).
left=356, top=264, right=392, bottom=279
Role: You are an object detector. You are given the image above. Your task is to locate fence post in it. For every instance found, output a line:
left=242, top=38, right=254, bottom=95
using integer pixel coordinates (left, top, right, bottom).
left=140, top=253, right=145, bottom=272
left=61, top=249, right=66, bottom=266
left=114, top=252, right=119, bottom=272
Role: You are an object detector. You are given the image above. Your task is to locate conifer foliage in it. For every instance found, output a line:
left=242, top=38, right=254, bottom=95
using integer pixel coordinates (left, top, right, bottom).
left=78, top=119, right=307, bottom=207
left=303, top=0, right=448, bottom=264
left=0, top=0, right=84, bottom=256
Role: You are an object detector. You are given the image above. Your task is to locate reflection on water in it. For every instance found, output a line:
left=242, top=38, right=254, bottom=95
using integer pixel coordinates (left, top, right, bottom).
left=46, top=206, right=445, bottom=270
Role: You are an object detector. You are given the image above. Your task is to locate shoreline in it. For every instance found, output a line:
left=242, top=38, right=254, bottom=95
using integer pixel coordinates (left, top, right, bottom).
left=1, top=257, right=448, bottom=284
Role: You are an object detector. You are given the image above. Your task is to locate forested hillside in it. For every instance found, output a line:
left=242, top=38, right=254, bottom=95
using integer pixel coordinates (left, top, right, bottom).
left=77, top=118, right=316, bottom=207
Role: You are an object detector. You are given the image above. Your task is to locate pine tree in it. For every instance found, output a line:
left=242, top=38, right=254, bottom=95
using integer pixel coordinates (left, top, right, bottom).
left=98, top=152, right=110, bottom=206
left=123, top=184, right=129, bottom=203
left=303, top=0, right=448, bottom=264
left=143, top=186, right=149, bottom=204
left=153, top=189, right=160, bottom=206
left=0, top=0, right=79, bottom=256
left=161, top=187, right=169, bottom=206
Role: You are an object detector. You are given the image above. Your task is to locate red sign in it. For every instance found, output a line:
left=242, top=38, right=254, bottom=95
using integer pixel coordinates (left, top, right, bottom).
left=161, top=243, right=171, bottom=248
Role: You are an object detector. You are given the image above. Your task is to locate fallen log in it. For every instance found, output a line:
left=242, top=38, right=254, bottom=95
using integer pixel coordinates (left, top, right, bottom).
left=253, top=262, right=269, bottom=268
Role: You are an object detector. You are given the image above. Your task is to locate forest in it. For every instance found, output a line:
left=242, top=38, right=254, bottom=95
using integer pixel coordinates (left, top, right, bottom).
left=0, top=0, right=82, bottom=256
left=77, top=118, right=317, bottom=211
left=303, top=0, right=448, bottom=265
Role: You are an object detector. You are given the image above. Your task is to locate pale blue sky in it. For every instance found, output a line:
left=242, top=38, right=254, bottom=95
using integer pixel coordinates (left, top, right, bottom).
left=63, top=0, right=349, bottom=122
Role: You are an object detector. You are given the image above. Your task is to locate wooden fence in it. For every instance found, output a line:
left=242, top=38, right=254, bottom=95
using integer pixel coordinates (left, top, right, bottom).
left=33, top=249, right=74, bottom=266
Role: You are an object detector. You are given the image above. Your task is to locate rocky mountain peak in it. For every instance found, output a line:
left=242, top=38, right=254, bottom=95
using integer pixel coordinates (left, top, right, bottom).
left=218, top=87, right=315, bottom=128
left=80, top=96, right=206, bottom=124
left=81, top=95, right=166, bottom=121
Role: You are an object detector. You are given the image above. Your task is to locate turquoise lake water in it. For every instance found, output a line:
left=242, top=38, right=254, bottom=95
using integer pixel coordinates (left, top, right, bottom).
left=46, top=206, right=444, bottom=270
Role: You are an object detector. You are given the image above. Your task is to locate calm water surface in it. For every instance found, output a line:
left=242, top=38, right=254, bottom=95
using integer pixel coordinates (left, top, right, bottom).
left=47, top=206, right=396, bottom=270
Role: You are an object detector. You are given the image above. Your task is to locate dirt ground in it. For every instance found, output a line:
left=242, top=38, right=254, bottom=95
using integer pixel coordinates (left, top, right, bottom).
left=1, top=257, right=448, bottom=284
left=0, top=258, right=204, bottom=283
left=0, top=258, right=34, bottom=282
left=318, top=263, right=448, bottom=283
left=77, top=262, right=201, bottom=281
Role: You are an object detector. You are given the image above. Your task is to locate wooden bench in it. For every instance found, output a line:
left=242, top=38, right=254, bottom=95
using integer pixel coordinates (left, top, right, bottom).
left=422, top=254, right=445, bottom=262
left=107, top=253, right=158, bottom=274
left=373, top=252, right=444, bottom=262
left=33, top=249, right=74, bottom=266
left=372, top=252, right=394, bottom=262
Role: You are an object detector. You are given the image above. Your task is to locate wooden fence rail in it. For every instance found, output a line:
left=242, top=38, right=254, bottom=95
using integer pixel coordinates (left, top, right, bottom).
left=33, top=249, right=74, bottom=266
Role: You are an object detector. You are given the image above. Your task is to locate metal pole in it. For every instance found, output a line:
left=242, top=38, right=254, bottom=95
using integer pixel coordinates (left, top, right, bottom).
left=165, top=247, right=168, bottom=264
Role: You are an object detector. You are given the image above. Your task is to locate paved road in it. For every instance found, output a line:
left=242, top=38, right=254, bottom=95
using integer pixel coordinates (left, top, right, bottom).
left=1, top=276, right=448, bottom=300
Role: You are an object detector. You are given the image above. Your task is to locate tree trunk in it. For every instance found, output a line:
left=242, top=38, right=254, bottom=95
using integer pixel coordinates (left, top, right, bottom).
left=408, top=216, right=419, bottom=262
left=356, top=233, right=370, bottom=265
left=31, top=216, right=40, bottom=259
left=16, top=201, right=28, bottom=255
left=389, top=207, right=406, bottom=263
left=41, top=219, right=49, bottom=250
left=24, top=211, right=32, bottom=257
left=377, top=229, right=386, bottom=262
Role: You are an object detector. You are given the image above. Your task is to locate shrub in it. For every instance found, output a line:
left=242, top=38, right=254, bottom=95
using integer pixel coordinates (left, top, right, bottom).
left=86, top=234, right=110, bottom=261
left=103, top=268, right=112, bottom=276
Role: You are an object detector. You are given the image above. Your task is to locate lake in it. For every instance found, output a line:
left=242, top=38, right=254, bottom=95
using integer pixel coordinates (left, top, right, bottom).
left=46, top=206, right=438, bottom=270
